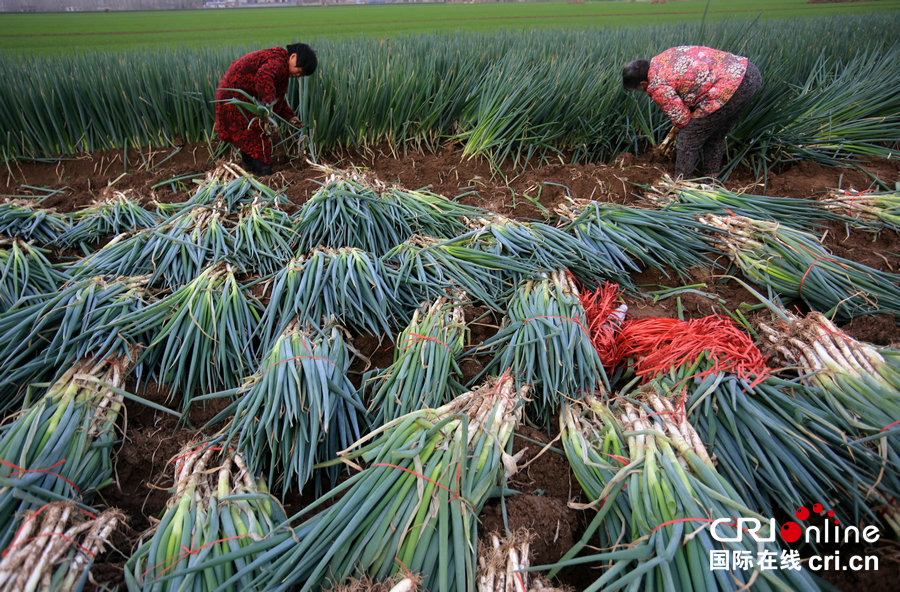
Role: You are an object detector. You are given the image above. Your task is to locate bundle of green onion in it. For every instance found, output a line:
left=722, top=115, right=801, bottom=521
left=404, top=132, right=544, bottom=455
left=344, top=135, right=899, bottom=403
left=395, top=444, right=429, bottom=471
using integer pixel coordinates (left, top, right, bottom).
left=383, top=235, right=531, bottom=313
left=0, top=275, right=150, bottom=412
left=384, top=185, right=485, bottom=239
left=0, top=502, right=122, bottom=592
left=475, top=270, right=607, bottom=426
left=645, top=177, right=843, bottom=230
left=0, top=357, right=127, bottom=550
left=0, top=201, right=71, bottom=245
left=0, top=239, right=68, bottom=312
left=365, top=297, right=467, bottom=426
left=52, top=191, right=160, bottom=251
left=294, top=175, right=416, bottom=256
left=209, top=322, right=367, bottom=497
left=70, top=204, right=236, bottom=290
left=188, top=376, right=526, bottom=592
left=558, top=200, right=717, bottom=286
left=123, top=262, right=261, bottom=407
left=702, top=213, right=900, bottom=321
left=450, top=215, right=611, bottom=288
left=124, top=442, right=286, bottom=592
left=757, top=309, right=900, bottom=532
left=159, top=162, right=289, bottom=215
left=229, top=200, right=299, bottom=276
left=822, top=188, right=900, bottom=233
left=550, top=391, right=821, bottom=592
left=258, top=247, right=400, bottom=346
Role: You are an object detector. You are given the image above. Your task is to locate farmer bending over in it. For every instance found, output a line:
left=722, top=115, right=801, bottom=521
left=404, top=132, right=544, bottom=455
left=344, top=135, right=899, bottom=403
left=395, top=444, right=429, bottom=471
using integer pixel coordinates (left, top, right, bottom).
left=215, top=43, right=317, bottom=176
left=622, top=46, right=761, bottom=179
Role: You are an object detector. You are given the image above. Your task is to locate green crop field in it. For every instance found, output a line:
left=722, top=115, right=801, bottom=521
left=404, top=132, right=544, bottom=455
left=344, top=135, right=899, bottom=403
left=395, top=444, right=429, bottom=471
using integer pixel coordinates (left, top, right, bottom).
left=1, top=0, right=899, bottom=53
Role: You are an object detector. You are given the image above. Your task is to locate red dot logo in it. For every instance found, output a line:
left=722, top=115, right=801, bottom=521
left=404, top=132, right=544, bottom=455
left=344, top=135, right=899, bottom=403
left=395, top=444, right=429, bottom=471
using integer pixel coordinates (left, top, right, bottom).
left=812, top=503, right=823, bottom=513
left=781, top=521, right=803, bottom=543
left=796, top=506, right=809, bottom=521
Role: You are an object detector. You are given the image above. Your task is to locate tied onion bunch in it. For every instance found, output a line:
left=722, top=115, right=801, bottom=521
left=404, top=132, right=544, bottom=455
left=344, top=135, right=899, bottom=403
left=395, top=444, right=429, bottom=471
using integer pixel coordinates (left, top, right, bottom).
left=0, top=275, right=150, bottom=413
left=702, top=213, right=900, bottom=322
left=229, top=199, right=299, bottom=276
left=550, top=391, right=821, bottom=592
left=69, top=203, right=237, bottom=291
left=0, top=239, right=68, bottom=312
left=365, top=297, right=467, bottom=427
left=155, top=163, right=289, bottom=217
left=258, top=247, right=401, bottom=346
left=0, top=201, right=71, bottom=245
left=644, top=177, right=843, bottom=230
left=208, top=321, right=367, bottom=497
left=188, top=376, right=526, bottom=592
left=123, top=262, right=261, bottom=408
left=294, top=175, right=417, bottom=257
left=450, top=215, right=610, bottom=289
left=757, top=309, right=900, bottom=533
left=384, top=235, right=532, bottom=313
left=0, top=503, right=122, bottom=592
left=52, top=191, right=160, bottom=251
left=124, top=443, right=286, bottom=592
left=0, top=357, right=128, bottom=550
left=474, top=270, right=607, bottom=427
left=558, top=200, right=717, bottom=287
left=822, top=188, right=900, bottom=233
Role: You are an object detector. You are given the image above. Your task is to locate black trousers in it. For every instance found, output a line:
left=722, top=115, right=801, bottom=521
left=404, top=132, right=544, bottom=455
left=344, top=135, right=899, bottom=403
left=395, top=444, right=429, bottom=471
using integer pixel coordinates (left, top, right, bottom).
left=675, top=61, right=762, bottom=178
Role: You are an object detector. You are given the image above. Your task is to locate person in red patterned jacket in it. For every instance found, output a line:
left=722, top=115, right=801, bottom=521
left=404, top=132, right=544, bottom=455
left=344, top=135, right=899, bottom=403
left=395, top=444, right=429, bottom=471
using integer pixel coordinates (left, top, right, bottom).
left=215, top=43, right=317, bottom=176
left=622, top=46, right=761, bottom=178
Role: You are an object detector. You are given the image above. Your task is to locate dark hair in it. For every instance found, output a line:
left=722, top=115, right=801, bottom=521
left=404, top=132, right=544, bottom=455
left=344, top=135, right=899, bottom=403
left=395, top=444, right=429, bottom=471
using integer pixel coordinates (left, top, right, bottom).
left=286, top=43, right=317, bottom=76
left=622, top=59, right=650, bottom=91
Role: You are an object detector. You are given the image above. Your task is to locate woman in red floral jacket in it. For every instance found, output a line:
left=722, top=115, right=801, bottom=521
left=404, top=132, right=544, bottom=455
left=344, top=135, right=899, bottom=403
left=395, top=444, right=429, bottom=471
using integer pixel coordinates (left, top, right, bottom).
left=215, top=43, right=317, bottom=176
left=622, top=46, right=761, bottom=179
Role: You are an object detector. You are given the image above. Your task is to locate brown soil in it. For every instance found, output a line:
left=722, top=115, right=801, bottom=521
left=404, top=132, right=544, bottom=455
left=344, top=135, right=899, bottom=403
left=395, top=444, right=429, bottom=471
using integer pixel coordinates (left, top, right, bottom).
left=2, top=143, right=899, bottom=591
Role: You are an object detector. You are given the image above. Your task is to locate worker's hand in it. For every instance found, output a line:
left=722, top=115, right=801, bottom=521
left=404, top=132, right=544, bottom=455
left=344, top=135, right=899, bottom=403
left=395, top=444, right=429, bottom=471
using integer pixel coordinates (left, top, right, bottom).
left=657, top=126, right=679, bottom=158
left=288, top=116, right=303, bottom=128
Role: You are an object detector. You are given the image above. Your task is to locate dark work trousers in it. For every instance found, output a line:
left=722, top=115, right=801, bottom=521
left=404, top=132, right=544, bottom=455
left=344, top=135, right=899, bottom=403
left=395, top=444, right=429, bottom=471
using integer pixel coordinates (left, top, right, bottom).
left=675, top=62, right=762, bottom=178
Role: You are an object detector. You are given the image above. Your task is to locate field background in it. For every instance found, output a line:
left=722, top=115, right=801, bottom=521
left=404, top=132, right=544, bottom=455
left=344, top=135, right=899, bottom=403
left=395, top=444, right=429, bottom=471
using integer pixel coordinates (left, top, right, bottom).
left=2, top=0, right=900, bottom=53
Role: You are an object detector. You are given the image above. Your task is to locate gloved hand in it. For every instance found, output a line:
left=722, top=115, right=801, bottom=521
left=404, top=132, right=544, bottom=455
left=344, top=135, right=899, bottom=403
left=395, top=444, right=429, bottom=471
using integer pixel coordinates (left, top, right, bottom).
left=288, top=116, right=303, bottom=128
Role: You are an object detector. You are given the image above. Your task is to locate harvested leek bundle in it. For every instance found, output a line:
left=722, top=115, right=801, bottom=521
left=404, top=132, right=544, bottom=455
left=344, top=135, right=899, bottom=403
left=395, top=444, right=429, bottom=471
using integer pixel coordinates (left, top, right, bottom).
left=702, top=213, right=900, bottom=321
left=757, top=309, right=900, bottom=531
left=0, top=201, right=70, bottom=245
left=229, top=199, right=299, bottom=276
left=475, top=271, right=607, bottom=426
left=384, top=235, right=531, bottom=313
left=52, top=191, right=160, bottom=250
left=645, top=177, right=842, bottom=229
left=558, top=200, right=717, bottom=285
left=822, top=187, right=900, bottom=233
left=0, top=503, right=122, bottom=592
left=295, top=175, right=416, bottom=256
left=0, top=239, right=68, bottom=312
left=452, top=215, right=611, bottom=287
left=70, top=204, right=236, bottom=290
left=124, top=443, right=286, bottom=592
left=365, top=297, right=467, bottom=426
left=478, top=530, right=571, bottom=592
left=156, top=162, right=289, bottom=216
left=385, top=185, right=485, bottom=239
left=551, top=392, right=821, bottom=592
left=0, top=275, right=150, bottom=413
left=210, top=322, right=367, bottom=497
left=191, top=376, right=526, bottom=592
left=258, top=247, right=400, bottom=346
left=0, top=357, right=127, bottom=550
left=123, top=263, right=261, bottom=407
